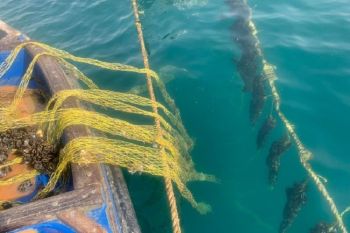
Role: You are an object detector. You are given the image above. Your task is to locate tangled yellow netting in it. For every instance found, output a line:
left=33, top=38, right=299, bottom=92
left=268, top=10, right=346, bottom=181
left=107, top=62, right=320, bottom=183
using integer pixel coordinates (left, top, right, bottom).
left=0, top=40, right=214, bottom=217
left=242, top=0, right=348, bottom=232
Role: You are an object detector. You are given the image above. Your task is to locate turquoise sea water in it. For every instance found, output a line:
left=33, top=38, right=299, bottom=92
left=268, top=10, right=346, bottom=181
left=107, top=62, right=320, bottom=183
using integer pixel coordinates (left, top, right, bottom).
left=1, top=0, right=350, bottom=232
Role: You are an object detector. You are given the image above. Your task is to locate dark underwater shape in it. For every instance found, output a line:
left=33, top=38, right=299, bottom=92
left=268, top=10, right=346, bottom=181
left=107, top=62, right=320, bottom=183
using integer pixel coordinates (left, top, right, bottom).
left=250, top=75, right=265, bottom=123
left=236, top=54, right=256, bottom=92
left=161, top=31, right=182, bottom=41
left=138, top=0, right=156, bottom=10
left=162, top=32, right=171, bottom=40
left=233, top=31, right=261, bottom=91
left=279, top=179, right=308, bottom=233
left=310, top=222, right=337, bottom=233
left=257, top=115, right=276, bottom=149
left=266, top=134, right=292, bottom=186
left=230, top=0, right=267, bottom=121
left=227, top=0, right=250, bottom=22
left=229, top=0, right=263, bottom=93
left=144, top=39, right=151, bottom=56
left=235, top=47, right=262, bottom=93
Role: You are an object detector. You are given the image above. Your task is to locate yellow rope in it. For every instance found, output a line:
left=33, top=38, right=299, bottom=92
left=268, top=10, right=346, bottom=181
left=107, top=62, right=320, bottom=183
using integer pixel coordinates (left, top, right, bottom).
left=243, top=1, right=347, bottom=232
left=0, top=157, right=23, bottom=170
left=130, top=0, right=182, bottom=232
left=0, top=170, right=38, bottom=186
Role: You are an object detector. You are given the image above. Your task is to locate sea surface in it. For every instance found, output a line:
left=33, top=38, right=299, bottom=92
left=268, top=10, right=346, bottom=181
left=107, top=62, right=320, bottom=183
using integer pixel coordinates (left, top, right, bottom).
left=1, top=0, right=350, bottom=232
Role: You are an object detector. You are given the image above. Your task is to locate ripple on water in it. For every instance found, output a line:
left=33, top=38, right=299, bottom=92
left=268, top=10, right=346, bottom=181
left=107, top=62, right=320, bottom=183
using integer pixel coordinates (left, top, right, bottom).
left=0, top=0, right=350, bottom=232
left=252, top=1, right=350, bottom=53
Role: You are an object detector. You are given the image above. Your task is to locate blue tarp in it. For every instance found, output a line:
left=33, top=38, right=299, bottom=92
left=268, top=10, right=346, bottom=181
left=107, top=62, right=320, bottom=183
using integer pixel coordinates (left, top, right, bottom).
left=0, top=49, right=37, bottom=88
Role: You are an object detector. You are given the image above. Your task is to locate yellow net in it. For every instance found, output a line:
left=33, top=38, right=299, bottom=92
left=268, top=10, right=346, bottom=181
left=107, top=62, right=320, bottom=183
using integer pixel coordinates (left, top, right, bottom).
left=130, top=0, right=184, bottom=231
left=0, top=41, right=213, bottom=217
left=44, top=89, right=192, bottom=150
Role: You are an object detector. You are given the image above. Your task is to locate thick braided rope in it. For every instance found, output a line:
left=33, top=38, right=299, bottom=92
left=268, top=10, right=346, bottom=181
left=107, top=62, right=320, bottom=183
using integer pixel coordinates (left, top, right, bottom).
left=130, top=0, right=182, bottom=232
left=242, top=1, right=347, bottom=232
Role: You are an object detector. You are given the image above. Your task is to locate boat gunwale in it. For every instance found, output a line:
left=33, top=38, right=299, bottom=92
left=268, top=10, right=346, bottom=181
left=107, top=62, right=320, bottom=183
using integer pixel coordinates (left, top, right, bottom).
left=0, top=20, right=141, bottom=233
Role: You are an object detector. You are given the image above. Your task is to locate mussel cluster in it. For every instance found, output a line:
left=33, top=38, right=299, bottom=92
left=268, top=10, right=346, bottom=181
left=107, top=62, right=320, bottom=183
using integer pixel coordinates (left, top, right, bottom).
left=0, top=127, right=58, bottom=175
left=278, top=180, right=339, bottom=233
left=256, top=115, right=276, bottom=149
left=229, top=0, right=292, bottom=186
left=279, top=180, right=308, bottom=233
left=310, top=222, right=338, bottom=233
left=266, top=134, right=292, bottom=186
left=0, top=201, right=13, bottom=210
left=230, top=0, right=266, bottom=124
left=17, top=180, right=34, bottom=193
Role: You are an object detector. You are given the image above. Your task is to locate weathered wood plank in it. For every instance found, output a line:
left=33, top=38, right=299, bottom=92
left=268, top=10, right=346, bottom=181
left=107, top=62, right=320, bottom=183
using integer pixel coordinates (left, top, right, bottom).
left=27, top=46, right=102, bottom=189
left=0, top=20, right=28, bottom=50
left=26, top=44, right=141, bottom=233
left=0, top=184, right=102, bottom=232
left=57, top=208, right=108, bottom=233
left=101, top=165, right=140, bottom=233
left=26, top=45, right=141, bottom=233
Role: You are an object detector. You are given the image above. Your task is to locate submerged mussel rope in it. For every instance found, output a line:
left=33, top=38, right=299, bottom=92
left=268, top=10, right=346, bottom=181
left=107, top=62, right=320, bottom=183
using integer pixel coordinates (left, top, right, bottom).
left=230, top=0, right=348, bottom=232
left=279, top=179, right=308, bottom=233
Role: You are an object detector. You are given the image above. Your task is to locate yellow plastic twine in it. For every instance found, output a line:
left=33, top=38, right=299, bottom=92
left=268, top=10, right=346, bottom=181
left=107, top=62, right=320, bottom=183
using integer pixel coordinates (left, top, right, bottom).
left=0, top=41, right=185, bottom=122
left=0, top=41, right=192, bottom=148
left=131, top=0, right=182, bottom=232
left=0, top=157, right=23, bottom=170
left=242, top=0, right=347, bottom=232
left=44, top=89, right=191, bottom=150
left=0, top=170, right=39, bottom=186
left=0, top=41, right=212, bottom=215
